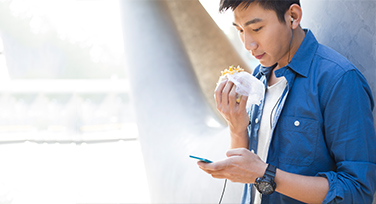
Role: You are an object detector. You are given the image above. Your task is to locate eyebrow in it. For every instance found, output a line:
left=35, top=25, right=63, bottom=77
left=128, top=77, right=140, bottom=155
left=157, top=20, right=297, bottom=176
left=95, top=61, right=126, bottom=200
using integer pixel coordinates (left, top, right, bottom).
left=232, top=18, right=263, bottom=27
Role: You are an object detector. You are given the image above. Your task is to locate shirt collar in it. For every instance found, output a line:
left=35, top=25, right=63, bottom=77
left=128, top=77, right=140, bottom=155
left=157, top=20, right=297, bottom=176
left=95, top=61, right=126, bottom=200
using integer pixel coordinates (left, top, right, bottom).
left=259, top=63, right=277, bottom=77
left=258, top=29, right=319, bottom=78
left=283, top=29, right=319, bottom=78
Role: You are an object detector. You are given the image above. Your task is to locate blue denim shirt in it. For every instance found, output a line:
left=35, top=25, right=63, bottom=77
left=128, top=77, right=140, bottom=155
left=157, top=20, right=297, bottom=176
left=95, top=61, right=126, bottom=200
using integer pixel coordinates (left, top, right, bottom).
left=242, top=29, right=376, bottom=204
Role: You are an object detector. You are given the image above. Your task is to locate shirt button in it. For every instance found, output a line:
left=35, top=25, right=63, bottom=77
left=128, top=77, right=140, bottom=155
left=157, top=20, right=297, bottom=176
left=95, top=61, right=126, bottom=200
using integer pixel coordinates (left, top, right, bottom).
left=294, top=120, right=300, bottom=127
left=255, top=118, right=259, bottom=124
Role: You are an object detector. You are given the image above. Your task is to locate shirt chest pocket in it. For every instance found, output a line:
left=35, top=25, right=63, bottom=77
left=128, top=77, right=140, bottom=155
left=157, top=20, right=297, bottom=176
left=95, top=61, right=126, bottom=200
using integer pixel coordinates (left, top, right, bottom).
left=277, top=116, right=319, bottom=166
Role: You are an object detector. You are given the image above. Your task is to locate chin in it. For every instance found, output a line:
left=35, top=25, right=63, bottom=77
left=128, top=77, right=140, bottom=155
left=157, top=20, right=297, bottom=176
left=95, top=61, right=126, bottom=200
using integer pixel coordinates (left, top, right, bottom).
left=259, top=61, right=276, bottom=67
left=257, top=57, right=277, bottom=67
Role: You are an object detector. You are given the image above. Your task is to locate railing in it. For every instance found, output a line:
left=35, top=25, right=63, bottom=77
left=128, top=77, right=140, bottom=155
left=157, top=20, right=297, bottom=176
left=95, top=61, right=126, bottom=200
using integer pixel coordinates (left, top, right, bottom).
left=0, top=79, right=138, bottom=143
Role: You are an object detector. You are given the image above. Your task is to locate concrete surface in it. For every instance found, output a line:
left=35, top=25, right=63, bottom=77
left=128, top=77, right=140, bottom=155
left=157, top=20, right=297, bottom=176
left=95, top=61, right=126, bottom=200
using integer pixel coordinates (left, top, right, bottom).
left=119, top=0, right=244, bottom=203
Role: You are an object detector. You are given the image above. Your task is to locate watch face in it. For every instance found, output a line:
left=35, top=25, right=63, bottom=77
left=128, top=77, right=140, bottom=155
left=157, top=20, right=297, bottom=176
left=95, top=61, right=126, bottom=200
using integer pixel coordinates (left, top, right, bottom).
left=257, top=181, right=274, bottom=195
left=255, top=178, right=276, bottom=195
left=255, top=164, right=277, bottom=195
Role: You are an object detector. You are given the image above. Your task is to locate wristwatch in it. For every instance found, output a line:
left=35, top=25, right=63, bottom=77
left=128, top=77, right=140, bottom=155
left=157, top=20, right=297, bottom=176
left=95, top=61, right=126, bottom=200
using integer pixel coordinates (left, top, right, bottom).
left=254, top=163, right=277, bottom=195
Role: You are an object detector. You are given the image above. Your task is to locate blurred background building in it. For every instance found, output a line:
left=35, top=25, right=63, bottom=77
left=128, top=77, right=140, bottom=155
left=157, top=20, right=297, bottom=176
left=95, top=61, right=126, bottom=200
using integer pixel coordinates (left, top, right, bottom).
left=0, top=0, right=249, bottom=203
left=0, top=0, right=145, bottom=203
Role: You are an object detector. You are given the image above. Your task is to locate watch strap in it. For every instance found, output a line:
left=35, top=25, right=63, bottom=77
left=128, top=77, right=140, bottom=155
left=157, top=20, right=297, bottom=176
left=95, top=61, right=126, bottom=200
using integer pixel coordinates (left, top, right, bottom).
left=264, top=164, right=276, bottom=180
left=254, top=163, right=277, bottom=195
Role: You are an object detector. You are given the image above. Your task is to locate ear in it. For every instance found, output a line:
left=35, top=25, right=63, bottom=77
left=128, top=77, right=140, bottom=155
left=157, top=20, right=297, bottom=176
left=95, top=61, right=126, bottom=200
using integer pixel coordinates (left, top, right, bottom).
left=286, top=4, right=303, bottom=29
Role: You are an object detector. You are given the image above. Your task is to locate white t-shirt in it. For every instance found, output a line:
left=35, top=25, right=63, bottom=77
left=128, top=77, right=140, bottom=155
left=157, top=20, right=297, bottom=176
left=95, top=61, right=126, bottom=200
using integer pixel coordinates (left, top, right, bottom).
left=254, top=77, right=287, bottom=204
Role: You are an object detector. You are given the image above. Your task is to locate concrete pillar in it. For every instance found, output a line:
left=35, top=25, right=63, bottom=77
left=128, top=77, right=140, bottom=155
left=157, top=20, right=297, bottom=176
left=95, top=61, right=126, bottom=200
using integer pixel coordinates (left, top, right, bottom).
left=165, top=0, right=249, bottom=114
left=119, top=0, right=243, bottom=203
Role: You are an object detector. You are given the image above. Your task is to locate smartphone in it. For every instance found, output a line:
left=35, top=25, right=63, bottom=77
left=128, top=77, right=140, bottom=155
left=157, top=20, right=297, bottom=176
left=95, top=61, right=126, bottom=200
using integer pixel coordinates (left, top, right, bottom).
left=189, top=155, right=213, bottom=163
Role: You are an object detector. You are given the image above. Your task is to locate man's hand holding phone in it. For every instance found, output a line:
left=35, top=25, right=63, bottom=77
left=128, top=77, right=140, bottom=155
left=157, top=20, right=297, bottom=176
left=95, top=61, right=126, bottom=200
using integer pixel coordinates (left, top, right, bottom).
left=195, top=148, right=267, bottom=184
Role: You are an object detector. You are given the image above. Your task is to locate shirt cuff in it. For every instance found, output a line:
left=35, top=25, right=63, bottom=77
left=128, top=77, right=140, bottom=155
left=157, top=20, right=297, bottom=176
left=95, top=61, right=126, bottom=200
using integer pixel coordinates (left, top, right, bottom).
left=316, top=171, right=344, bottom=204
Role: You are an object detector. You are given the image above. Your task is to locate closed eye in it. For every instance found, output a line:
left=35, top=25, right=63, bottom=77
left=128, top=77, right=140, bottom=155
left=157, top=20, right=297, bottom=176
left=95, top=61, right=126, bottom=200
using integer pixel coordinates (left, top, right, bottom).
left=253, top=27, right=263, bottom=32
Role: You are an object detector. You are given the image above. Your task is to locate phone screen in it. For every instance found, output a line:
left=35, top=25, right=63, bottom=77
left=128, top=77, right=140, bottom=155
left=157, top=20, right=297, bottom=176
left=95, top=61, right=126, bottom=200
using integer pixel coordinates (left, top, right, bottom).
left=189, top=155, right=213, bottom=163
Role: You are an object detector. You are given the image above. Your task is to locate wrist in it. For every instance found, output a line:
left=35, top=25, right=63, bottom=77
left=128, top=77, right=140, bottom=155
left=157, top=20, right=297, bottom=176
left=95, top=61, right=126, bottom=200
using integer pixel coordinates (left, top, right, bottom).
left=257, top=162, right=268, bottom=178
left=254, top=163, right=277, bottom=195
left=230, top=129, right=249, bottom=149
left=228, top=118, right=249, bottom=134
left=229, top=127, right=248, bottom=138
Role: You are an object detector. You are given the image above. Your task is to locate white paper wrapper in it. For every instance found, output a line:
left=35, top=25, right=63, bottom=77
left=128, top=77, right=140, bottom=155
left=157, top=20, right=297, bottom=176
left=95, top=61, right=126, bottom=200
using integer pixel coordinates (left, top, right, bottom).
left=219, top=71, right=264, bottom=109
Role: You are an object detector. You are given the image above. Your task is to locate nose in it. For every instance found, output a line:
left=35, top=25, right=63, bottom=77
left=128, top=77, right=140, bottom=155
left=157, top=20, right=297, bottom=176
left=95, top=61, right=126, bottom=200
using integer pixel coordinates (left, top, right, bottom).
left=243, top=33, right=258, bottom=52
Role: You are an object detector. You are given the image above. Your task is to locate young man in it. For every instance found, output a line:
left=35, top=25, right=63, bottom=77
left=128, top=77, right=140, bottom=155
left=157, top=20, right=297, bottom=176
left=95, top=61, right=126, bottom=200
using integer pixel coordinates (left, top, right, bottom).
left=198, top=0, right=376, bottom=203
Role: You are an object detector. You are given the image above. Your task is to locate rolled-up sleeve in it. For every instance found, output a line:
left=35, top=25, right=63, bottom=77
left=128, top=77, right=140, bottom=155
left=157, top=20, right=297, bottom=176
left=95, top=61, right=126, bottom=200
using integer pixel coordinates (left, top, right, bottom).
left=318, top=69, right=376, bottom=203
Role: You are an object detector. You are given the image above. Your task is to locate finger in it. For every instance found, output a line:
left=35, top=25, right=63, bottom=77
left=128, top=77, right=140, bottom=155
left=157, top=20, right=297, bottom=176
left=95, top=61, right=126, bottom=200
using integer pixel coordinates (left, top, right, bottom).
left=198, top=165, right=214, bottom=174
left=200, top=163, right=231, bottom=179
left=209, top=172, right=228, bottom=179
left=238, top=94, right=248, bottom=110
left=197, top=161, right=213, bottom=171
left=198, top=165, right=227, bottom=179
left=214, top=80, right=227, bottom=106
left=222, top=81, right=234, bottom=105
left=215, top=77, right=227, bottom=91
left=228, top=84, right=238, bottom=107
left=197, top=159, right=228, bottom=172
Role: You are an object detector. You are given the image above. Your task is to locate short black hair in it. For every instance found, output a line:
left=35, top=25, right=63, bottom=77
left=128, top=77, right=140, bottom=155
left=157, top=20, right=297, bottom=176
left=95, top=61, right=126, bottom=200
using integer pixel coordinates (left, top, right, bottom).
left=219, top=0, right=300, bottom=23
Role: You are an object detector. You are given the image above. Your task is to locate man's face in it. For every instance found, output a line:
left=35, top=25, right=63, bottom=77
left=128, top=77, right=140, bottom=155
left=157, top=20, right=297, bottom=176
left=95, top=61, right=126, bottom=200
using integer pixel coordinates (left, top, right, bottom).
left=233, top=2, right=292, bottom=67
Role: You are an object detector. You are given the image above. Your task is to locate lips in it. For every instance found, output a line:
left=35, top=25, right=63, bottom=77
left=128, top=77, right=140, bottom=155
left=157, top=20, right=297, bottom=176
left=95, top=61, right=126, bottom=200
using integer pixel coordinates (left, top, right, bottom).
left=254, top=53, right=265, bottom=60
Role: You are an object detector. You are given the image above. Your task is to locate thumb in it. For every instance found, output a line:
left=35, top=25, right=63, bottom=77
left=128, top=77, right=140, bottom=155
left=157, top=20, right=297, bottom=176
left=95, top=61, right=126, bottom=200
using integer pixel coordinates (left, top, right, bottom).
left=226, top=148, right=250, bottom=157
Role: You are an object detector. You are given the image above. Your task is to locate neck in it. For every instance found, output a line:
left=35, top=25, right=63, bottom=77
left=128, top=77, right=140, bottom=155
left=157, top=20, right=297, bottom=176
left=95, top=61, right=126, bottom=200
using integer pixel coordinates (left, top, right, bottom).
left=277, top=27, right=306, bottom=69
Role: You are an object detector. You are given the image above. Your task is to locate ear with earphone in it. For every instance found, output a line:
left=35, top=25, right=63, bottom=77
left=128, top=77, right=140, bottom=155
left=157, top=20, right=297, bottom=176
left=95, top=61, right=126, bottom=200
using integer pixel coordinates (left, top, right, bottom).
left=288, top=17, right=294, bottom=63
